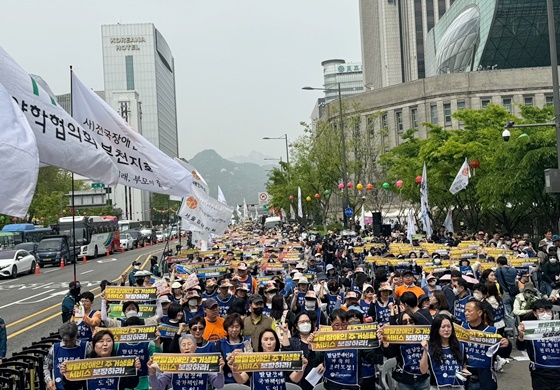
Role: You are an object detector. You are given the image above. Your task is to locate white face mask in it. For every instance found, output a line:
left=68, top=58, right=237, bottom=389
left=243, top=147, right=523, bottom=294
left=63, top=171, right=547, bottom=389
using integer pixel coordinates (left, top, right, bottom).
left=453, top=287, right=460, bottom=296
left=473, top=292, right=484, bottom=301
left=125, top=310, right=138, bottom=318
left=304, top=301, right=316, bottom=311
left=538, top=312, right=553, bottom=321
left=134, top=265, right=140, bottom=270
left=299, top=323, right=312, bottom=334
left=189, top=299, right=198, bottom=307
left=550, top=258, right=558, bottom=264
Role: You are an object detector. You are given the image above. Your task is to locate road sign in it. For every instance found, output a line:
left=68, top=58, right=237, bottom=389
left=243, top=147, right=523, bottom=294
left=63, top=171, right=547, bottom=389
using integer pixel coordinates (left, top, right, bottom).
left=344, top=207, right=353, bottom=217
left=258, top=192, right=270, bottom=204
left=92, top=183, right=106, bottom=189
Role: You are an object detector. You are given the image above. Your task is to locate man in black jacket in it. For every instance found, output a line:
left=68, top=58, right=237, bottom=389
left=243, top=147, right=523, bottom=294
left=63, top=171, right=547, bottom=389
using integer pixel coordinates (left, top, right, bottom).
left=495, top=256, right=518, bottom=336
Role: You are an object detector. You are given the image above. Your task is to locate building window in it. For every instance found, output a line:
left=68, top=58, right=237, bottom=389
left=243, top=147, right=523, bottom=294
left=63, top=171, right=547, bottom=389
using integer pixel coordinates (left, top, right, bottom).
left=125, top=55, right=135, bottom=91
left=431, top=105, right=438, bottom=125
left=411, top=108, right=418, bottom=128
left=457, top=101, right=466, bottom=110
left=382, top=114, right=388, bottom=129
left=502, top=98, right=512, bottom=113
left=481, top=99, right=491, bottom=109
left=524, top=96, right=534, bottom=106
left=444, top=103, right=452, bottom=123
left=546, top=96, right=554, bottom=106
left=396, top=111, right=403, bottom=133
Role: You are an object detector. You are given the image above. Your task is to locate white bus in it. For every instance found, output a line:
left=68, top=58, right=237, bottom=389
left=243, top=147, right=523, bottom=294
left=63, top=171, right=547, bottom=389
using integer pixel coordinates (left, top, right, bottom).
left=118, top=220, right=142, bottom=232
left=57, top=216, right=120, bottom=258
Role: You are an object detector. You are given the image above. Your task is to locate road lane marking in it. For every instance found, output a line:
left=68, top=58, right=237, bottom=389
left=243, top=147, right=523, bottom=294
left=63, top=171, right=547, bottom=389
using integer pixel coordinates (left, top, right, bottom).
left=33, top=282, right=53, bottom=290
left=0, top=289, right=56, bottom=310
left=80, top=270, right=93, bottom=275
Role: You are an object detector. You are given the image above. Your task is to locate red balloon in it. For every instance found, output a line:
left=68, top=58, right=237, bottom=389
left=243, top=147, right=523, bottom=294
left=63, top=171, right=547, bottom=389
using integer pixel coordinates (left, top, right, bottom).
left=314, top=193, right=320, bottom=199
left=469, top=160, right=480, bottom=169
left=347, top=182, right=353, bottom=188
left=366, top=183, right=374, bottom=190
left=415, top=176, right=422, bottom=184
left=289, top=195, right=294, bottom=201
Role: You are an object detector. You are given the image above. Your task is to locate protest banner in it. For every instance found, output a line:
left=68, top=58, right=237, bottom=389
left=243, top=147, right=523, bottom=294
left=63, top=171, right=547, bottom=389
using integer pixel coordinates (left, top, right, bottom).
left=453, top=324, right=502, bottom=346
left=230, top=352, right=303, bottom=372
left=105, top=286, right=157, bottom=301
left=158, top=324, right=181, bottom=338
left=310, top=329, right=377, bottom=350
left=382, top=325, right=431, bottom=344
left=108, top=304, right=155, bottom=319
left=96, top=326, right=157, bottom=343
left=152, top=353, right=221, bottom=374
left=348, top=324, right=377, bottom=331
left=522, top=320, right=560, bottom=340
left=181, top=273, right=200, bottom=290
left=64, top=356, right=136, bottom=381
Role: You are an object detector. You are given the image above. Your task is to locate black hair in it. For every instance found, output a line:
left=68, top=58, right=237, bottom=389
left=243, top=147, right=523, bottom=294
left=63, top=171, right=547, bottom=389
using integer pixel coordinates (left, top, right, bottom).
left=397, top=309, right=416, bottom=325
left=480, top=269, right=494, bottom=284
left=89, top=330, right=116, bottom=358
left=400, top=292, right=418, bottom=308
left=269, top=295, right=286, bottom=321
left=329, top=308, right=348, bottom=323
left=428, top=314, right=462, bottom=365
left=79, top=291, right=95, bottom=302
left=124, top=316, right=145, bottom=326
left=472, top=283, right=488, bottom=296
left=227, top=298, right=248, bottom=316
left=450, top=270, right=462, bottom=278
left=456, top=278, right=468, bottom=289
left=346, top=309, right=364, bottom=323
left=257, top=328, right=280, bottom=352
left=497, top=256, right=508, bottom=265
left=532, top=299, right=553, bottom=311
left=293, top=311, right=314, bottom=336
left=122, top=301, right=139, bottom=313
left=167, top=303, right=184, bottom=321
left=223, top=313, right=244, bottom=333
left=188, top=315, right=206, bottom=329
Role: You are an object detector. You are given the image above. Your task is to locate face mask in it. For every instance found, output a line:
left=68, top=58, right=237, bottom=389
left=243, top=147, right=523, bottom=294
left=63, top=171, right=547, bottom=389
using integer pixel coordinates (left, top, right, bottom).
left=134, top=265, right=140, bottom=270
left=299, top=323, right=312, bottom=334
left=473, top=292, right=484, bottom=301
left=125, top=310, right=138, bottom=318
left=434, top=259, right=442, bottom=265
left=189, top=299, right=198, bottom=307
left=538, top=312, right=553, bottom=321
left=253, top=307, right=264, bottom=316
left=453, top=287, right=460, bottom=296
left=551, top=258, right=558, bottom=264
left=71, top=287, right=81, bottom=296
left=304, top=301, right=316, bottom=311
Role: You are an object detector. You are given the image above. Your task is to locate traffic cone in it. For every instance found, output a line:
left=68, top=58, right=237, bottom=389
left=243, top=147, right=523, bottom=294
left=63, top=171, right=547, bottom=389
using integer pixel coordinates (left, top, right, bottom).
left=35, top=264, right=40, bottom=275
left=106, top=250, right=110, bottom=257
left=60, top=259, right=65, bottom=269
left=82, top=256, right=87, bottom=264
left=121, top=247, right=125, bottom=254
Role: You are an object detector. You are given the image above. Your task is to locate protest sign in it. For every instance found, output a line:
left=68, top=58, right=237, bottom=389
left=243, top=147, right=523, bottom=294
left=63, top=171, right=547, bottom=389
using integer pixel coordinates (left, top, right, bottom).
left=152, top=353, right=221, bottom=373
left=96, top=326, right=157, bottom=343
left=158, top=324, right=181, bottom=338
left=231, top=352, right=303, bottom=372
left=310, top=329, right=377, bottom=350
left=105, top=286, right=157, bottom=301
left=522, top=320, right=560, bottom=340
left=453, top=324, right=502, bottom=346
left=382, top=325, right=431, bottom=344
left=64, top=356, right=136, bottom=381
left=109, top=304, right=155, bottom=319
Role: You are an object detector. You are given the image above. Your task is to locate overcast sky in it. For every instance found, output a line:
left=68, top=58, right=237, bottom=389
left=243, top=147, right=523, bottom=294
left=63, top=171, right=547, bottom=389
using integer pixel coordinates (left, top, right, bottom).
left=1, top=1, right=361, bottom=161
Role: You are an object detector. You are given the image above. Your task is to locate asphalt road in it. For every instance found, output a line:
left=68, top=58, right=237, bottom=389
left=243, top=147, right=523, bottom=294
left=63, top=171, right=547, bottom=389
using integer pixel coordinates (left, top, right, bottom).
left=0, top=239, right=177, bottom=358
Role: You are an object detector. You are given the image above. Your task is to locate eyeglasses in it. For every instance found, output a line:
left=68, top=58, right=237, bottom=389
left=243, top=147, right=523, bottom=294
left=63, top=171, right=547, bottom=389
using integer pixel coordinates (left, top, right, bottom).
left=191, top=327, right=204, bottom=331
left=401, top=319, right=415, bottom=325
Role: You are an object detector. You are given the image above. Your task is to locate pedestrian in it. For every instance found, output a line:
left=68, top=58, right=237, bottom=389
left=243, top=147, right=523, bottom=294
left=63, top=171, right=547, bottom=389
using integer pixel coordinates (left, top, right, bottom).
left=243, top=294, right=275, bottom=351
left=76, top=291, right=101, bottom=342
left=495, top=256, right=519, bottom=336
left=202, top=298, right=227, bottom=342
left=61, top=281, right=81, bottom=323
left=0, top=317, right=6, bottom=365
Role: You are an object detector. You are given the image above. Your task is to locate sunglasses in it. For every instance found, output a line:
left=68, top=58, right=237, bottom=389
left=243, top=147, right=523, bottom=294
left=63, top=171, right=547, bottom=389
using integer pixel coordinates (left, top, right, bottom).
left=191, top=327, right=204, bottom=331
left=401, top=319, right=415, bottom=325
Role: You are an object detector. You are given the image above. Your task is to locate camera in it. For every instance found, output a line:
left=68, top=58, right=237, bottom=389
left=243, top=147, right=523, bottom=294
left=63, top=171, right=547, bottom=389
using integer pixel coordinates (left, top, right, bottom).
left=502, top=129, right=511, bottom=142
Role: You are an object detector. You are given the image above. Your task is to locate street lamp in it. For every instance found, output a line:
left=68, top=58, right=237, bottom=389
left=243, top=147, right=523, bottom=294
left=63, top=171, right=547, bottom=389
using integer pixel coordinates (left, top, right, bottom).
left=262, top=134, right=290, bottom=165
left=303, top=82, right=351, bottom=229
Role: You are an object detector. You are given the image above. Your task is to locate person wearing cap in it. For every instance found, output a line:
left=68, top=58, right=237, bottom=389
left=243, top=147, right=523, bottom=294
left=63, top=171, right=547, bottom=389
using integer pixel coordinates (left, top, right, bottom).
left=516, top=271, right=532, bottom=291
left=291, top=277, right=310, bottom=312
left=307, top=254, right=325, bottom=276
left=128, top=261, right=142, bottom=286
left=359, top=284, right=375, bottom=323
left=341, top=291, right=360, bottom=311
left=280, top=269, right=299, bottom=298
left=325, top=263, right=339, bottom=283
left=374, top=282, right=394, bottom=325
left=236, top=262, right=258, bottom=294
left=301, top=291, right=326, bottom=329
left=201, top=298, right=227, bottom=342
left=100, top=293, right=164, bottom=328
left=183, top=290, right=204, bottom=324
left=242, top=294, right=276, bottom=351
left=422, top=272, right=442, bottom=297
left=322, top=279, right=344, bottom=315
left=202, top=279, right=218, bottom=300
left=513, top=282, right=540, bottom=321
left=262, top=281, right=279, bottom=317
left=170, top=281, right=183, bottom=304
left=395, top=270, right=425, bottom=299
left=61, top=281, right=81, bottom=323
left=215, top=279, right=235, bottom=318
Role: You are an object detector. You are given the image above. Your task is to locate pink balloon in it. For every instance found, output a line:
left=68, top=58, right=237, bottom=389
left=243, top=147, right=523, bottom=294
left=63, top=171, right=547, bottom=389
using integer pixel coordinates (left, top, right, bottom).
left=396, top=180, right=403, bottom=187
left=338, top=183, right=344, bottom=189
left=347, top=182, right=353, bottom=188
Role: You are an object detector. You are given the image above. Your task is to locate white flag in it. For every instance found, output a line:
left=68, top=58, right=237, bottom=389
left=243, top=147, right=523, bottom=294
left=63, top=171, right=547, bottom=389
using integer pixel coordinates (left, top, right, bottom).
left=297, top=187, right=303, bottom=218
left=420, top=163, right=433, bottom=237
left=243, top=198, right=248, bottom=220
left=0, top=82, right=39, bottom=217
left=0, top=46, right=119, bottom=184
left=290, top=204, right=296, bottom=220
left=359, top=204, right=365, bottom=229
left=236, top=204, right=241, bottom=218
left=217, top=186, right=227, bottom=204
left=444, top=209, right=454, bottom=233
left=449, top=158, right=471, bottom=195
left=407, top=210, right=417, bottom=243
left=280, top=208, right=286, bottom=220
left=72, top=72, right=193, bottom=196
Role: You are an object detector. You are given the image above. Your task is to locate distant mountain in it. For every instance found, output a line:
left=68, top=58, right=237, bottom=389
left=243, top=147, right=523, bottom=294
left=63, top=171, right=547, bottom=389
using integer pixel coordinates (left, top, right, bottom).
left=189, top=149, right=270, bottom=206
left=227, top=150, right=279, bottom=166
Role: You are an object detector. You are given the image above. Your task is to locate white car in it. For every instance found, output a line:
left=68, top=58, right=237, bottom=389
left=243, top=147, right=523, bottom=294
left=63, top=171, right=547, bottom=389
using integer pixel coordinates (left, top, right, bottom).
left=155, top=230, right=165, bottom=242
left=120, top=233, right=134, bottom=251
left=0, top=249, right=37, bottom=278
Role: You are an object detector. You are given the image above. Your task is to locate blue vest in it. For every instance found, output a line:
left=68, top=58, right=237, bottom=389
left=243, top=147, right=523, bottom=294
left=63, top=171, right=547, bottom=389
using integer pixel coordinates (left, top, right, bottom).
left=359, top=299, right=371, bottom=315
left=87, top=377, right=120, bottom=390
left=117, top=341, right=150, bottom=376
left=454, top=294, right=471, bottom=323
left=296, top=291, right=307, bottom=308
left=184, top=306, right=205, bottom=324
left=324, top=349, right=360, bottom=386
left=530, top=337, right=560, bottom=369
left=362, top=358, right=375, bottom=378
left=262, top=306, right=271, bottom=317
left=240, top=275, right=255, bottom=294
left=172, top=372, right=208, bottom=390
left=493, top=302, right=505, bottom=324
left=196, top=341, right=216, bottom=354
left=325, top=292, right=343, bottom=314
left=251, top=370, right=286, bottom=390
left=77, top=310, right=97, bottom=341
left=461, top=322, right=497, bottom=369
left=202, top=290, right=217, bottom=300
left=398, top=344, right=424, bottom=375
left=375, top=298, right=394, bottom=325
left=216, top=295, right=234, bottom=318
left=428, top=345, right=465, bottom=388
left=52, top=341, right=88, bottom=390
left=219, top=337, right=250, bottom=383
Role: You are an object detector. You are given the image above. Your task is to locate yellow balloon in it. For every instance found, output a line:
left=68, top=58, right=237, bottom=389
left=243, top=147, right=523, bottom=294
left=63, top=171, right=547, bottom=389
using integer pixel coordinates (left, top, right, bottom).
left=306, top=196, right=311, bottom=202
left=357, top=183, right=363, bottom=190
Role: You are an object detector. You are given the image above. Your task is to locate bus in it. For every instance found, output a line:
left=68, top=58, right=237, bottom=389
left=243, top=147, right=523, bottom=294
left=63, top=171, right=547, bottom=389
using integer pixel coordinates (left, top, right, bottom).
left=56, top=216, right=120, bottom=258
left=1, top=223, right=55, bottom=244
left=118, top=220, right=142, bottom=232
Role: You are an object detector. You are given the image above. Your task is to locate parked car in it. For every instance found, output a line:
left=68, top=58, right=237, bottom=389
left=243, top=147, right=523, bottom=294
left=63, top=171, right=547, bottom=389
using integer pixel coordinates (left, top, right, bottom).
left=0, top=249, right=37, bottom=278
left=155, top=230, right=165, bottom=242
left=122, top=230, right=145, bottom=248
left=120, top=233, right=134, bottom=250
left=37, top=235, right=80, bottom=267
left=14, top=242, right=39, bottom=262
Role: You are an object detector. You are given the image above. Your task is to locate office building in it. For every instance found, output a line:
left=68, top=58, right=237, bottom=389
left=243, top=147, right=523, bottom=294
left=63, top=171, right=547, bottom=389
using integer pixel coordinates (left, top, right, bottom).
left=359, top=0, right=454, bottom=89
left=321, top=59, right=364, bottom=102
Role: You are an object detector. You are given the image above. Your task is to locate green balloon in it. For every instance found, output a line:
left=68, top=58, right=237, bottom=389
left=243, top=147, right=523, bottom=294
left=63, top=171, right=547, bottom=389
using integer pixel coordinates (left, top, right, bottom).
left=324, top=189, right=331, bottom=195
left=382, top=182, right=390, bottom=189
left=518, top=133, right=528, bottom=138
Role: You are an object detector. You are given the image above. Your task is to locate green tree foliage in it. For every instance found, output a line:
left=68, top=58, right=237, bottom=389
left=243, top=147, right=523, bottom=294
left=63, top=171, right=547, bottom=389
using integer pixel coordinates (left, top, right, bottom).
left=380, top=104, right=558, bottom=234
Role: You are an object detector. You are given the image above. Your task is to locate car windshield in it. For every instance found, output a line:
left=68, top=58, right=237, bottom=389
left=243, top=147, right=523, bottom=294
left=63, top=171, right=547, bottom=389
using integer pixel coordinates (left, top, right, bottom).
left=0, top=250, right=16, bottom=259
left=15, top=243, right=35, bottom=251
left=123, top=230, right=139, bottom=238
left=38, top=240, right=61, bottom=250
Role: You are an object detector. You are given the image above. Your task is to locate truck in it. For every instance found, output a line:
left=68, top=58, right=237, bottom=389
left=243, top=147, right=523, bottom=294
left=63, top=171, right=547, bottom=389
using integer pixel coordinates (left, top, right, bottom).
left=36, top=235, right=81, bottom=268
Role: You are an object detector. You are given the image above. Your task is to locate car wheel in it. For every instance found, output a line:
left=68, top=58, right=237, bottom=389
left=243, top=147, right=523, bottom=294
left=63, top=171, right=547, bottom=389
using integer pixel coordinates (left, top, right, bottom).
left=29, top=261, right=36, bottom=274
left=11, top=265, right=17, bottom=278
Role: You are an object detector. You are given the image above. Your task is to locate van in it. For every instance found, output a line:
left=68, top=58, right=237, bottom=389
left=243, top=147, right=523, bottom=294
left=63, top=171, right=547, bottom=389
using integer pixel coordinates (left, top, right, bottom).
left=264, top=217, right=282, bottom=228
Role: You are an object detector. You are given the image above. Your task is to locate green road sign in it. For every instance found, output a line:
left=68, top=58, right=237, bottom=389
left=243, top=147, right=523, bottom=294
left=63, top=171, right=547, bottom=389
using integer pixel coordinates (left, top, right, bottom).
left=92, top=183, right=106, bottom=188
